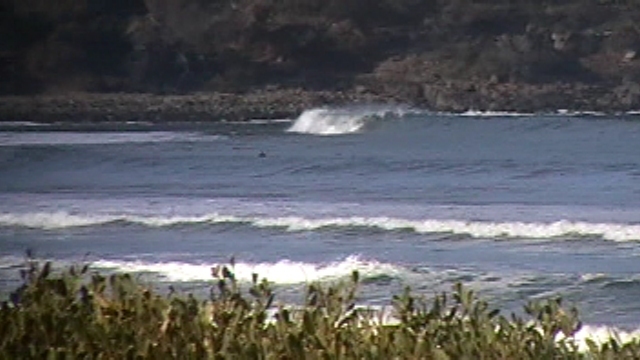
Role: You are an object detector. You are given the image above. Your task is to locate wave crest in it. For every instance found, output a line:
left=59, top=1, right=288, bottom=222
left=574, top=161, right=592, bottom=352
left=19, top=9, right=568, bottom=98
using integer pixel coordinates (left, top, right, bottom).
left=3, top=211, right=640, bottom=242
left=93, top=255, right=400, bottom=284
left=0, top=212, right=640, bottom=241
left=287, top=106, right=408, bottom=135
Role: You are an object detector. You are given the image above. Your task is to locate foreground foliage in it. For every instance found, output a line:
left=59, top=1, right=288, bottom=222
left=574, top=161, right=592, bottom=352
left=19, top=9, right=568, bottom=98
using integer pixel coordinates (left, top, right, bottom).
left=1, top=259, right=640, bottom=359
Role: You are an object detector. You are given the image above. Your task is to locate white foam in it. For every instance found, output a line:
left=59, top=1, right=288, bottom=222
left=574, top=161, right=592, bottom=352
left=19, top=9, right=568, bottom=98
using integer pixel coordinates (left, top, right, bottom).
left=0, top=212, right=120, bottom=229
left=287, top=106, right=408, bottom=135
left=0, top=255, right=29, bottom=270
left=0, top=121, right=49, bottom=127
left=559, top=325, right=640, bottom=352
left=2, top=211, right=640, bottom=242
left=93, top=255, right=400, bottom=284
left=356, top=316, right=640, bottom=353
left=366, top=313, right=640, bottom=352
left=459, top=110, right=534, bottom=117
left=580, top=273, right=608, bottom=282
left=287, top=108, right=368, bottom=135
left=556, top=109, right=607, bottom=117
left=454, top=109, right=618, bottom=117
left=0, top=131, right=223, bottom=147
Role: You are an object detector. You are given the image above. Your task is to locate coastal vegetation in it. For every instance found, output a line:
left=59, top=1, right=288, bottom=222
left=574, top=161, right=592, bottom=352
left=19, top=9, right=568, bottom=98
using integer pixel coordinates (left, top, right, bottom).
left=2, top=0, right=640, bottom=112
left=2, top=258, right=640, bottom=358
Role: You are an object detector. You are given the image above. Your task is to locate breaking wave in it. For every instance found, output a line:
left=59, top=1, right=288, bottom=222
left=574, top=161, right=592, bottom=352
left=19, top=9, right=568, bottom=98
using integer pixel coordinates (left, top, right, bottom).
left=287, top=106, right=410, bottom=135
left=286, top=106, right=639, bottom=135
left=93, top=255, right=401, bottom=284
left=561, top=325, right=640, bottom=353
left=459, top=110, right=534, bottom=117
left=2, top=211, right=640, bottom=241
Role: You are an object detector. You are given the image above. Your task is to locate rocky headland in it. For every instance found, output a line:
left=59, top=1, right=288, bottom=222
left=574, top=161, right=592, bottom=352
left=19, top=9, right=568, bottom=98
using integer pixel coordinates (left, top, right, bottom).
left=2, top=0, right=640, bottom=121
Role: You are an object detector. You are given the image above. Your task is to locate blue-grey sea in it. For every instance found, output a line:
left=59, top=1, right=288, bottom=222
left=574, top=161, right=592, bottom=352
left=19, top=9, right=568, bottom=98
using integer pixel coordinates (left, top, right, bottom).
left=2, top=107, right=640, bottom=335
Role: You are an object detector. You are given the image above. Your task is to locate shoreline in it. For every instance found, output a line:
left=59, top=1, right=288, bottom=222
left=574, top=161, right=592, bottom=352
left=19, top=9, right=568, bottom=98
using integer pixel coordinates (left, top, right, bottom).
left=0, top=90, right=385, bottom=124
left=1, top=82, right=640, bottom=123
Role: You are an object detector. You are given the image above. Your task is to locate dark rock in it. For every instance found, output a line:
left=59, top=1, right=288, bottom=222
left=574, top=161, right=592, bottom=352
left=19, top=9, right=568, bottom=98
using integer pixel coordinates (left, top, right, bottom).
left=2, top=0, right=640, bottom=113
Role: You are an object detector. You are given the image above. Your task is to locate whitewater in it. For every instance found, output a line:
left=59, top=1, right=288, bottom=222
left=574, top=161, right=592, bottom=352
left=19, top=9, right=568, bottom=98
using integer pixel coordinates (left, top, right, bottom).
left=2, top=106, right=640, bottom=339
left=2, top=211, right=640, bottom=242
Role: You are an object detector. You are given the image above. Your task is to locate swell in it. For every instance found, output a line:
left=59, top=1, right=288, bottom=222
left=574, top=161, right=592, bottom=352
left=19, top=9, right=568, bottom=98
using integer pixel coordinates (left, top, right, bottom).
left=0, top=131, right=224, bottom=147
left=2, top=211, right=640, bottom=241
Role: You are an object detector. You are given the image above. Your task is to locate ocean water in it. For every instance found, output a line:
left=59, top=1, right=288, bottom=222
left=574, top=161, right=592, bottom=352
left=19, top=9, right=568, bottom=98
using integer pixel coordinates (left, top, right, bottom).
left=1, top=107, right=640, bottom=336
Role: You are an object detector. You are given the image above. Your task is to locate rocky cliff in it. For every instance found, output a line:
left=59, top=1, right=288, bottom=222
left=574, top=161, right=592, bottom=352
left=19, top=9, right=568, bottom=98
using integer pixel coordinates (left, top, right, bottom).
left=2, top=0, right=640, bottom=112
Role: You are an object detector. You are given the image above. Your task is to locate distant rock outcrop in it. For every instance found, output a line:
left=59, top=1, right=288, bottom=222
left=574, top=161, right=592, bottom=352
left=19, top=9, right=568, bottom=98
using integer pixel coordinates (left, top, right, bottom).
left=1, top=0, right=640, bottom=111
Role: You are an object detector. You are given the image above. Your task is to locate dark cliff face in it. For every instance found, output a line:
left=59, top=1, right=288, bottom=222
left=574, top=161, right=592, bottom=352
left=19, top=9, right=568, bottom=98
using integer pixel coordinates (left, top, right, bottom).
left=1, top=0, right=148, bottom=94
left=1, top=0, right=640, bottom=96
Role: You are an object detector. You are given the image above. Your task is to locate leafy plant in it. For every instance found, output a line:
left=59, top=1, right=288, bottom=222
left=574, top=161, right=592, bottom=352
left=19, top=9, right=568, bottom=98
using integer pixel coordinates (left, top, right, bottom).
left=1, top=258, right=639, bottom=359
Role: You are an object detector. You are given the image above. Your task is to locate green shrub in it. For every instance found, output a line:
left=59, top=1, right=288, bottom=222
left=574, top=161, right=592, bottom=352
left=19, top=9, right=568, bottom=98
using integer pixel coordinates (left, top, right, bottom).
left=1, top=259, right=640, bottom=359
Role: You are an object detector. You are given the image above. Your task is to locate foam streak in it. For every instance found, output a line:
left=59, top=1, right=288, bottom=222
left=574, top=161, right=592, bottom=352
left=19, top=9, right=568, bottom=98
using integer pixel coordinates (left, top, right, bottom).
left=0, top=131, right=222, bottom=147
left=2, top=211, right=640, bottom=241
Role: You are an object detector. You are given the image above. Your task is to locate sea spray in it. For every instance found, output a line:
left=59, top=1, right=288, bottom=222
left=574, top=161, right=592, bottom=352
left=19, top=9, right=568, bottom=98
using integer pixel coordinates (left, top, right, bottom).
left=287, top=106, right=411, bottom=135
